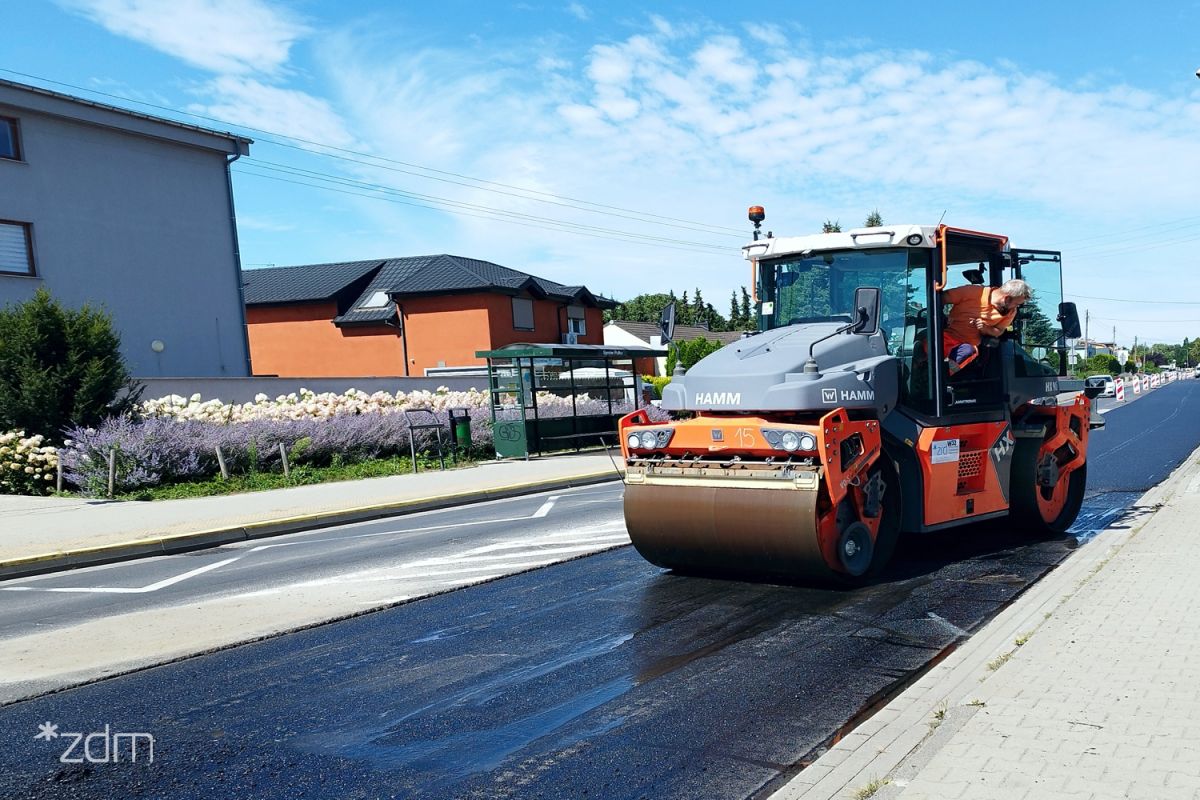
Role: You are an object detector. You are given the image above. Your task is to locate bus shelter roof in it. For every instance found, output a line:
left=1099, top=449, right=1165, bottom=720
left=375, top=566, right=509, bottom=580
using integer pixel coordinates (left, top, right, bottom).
left=475, top=343, right=667, bottom=360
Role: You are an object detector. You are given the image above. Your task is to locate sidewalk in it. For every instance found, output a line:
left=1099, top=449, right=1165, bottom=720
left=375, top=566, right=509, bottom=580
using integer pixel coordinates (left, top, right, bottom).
left=0, top=452, right=623, bottom=579
left=777, top=443, right=1200, bottom=800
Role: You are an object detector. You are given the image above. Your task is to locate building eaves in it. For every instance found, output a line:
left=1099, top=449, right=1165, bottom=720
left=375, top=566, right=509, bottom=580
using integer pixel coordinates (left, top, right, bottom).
left=0, top=78, right=253, bottom=154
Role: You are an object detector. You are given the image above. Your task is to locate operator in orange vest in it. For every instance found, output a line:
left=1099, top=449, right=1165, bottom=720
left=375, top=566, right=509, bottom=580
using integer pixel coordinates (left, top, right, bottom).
left=942, top=279, right=1032, bottom=375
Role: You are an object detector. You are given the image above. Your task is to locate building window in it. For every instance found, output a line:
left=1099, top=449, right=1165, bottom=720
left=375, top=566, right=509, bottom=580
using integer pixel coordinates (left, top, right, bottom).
left=0, top=221, right=34, bottom=276
left=0, top=117, right=20, bottom=161
left=512, top=297, right=535, bottom=330
left=567, top=305, right=586, bottom=336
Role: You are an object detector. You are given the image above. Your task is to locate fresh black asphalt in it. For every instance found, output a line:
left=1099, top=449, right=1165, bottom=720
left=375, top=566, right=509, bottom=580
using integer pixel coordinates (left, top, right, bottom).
left=2, top=380, right=1197, bottom=800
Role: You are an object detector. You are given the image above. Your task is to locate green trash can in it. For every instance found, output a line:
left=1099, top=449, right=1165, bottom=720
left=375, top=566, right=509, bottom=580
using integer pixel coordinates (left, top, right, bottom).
left=449, top=408, right=472, bottom=453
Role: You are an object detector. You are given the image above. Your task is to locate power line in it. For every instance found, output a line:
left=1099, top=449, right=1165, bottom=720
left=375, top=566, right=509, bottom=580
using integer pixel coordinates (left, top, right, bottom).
left=235, top=160, right=734, bottom=251
left=1057, top=214, right=1200, bottom=249
left=0, top=68, right=748, bottom=237
left=1069, top=293, right=1200, bottom=305
left=232, top=168, right=737, bottom=256
left=247, top=155, right=739, bottom=244
left=1089, top=316, right=1200, bottom=323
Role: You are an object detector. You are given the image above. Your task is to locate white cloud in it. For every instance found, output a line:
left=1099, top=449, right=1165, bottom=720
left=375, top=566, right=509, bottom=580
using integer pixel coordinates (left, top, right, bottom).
left=241, top=18, right=1200, bottom=342
left=59, top=0, right=308, bottom=75
left=566, top=2, right=590, bottom=21
left=191, top=77, right=355, bottom=147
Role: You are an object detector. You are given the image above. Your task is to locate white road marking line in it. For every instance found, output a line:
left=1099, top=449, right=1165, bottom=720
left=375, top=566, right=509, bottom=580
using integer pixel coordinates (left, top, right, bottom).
left=438, top=574, right=503, bottom=586
left=0, top=557, right=243, bottom=594
left=250, top=513, right=536, bottom=551
left=532, top=496, right=560, bottom=518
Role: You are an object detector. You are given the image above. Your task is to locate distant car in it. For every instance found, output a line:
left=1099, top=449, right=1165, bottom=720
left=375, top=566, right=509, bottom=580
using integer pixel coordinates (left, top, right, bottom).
left=1085, top=375, right=1115, bottom=397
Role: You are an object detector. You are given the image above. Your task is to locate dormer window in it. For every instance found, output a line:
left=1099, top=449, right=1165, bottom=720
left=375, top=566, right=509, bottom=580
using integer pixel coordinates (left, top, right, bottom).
left=361, top=290, right=391, bottom=308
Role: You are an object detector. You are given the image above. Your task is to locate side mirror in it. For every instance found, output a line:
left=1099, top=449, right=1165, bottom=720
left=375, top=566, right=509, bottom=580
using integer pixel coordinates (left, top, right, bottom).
left=659, top=301, right=676, bottom=345
left=1058, top=302, right=1082, bottom=339
left=852, top=286, right=882, bottom=336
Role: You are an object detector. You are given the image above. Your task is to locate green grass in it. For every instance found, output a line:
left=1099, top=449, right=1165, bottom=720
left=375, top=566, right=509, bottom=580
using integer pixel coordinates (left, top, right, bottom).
left=116, top=454, right=475, bottom=501
left=986, top=652, right=1013, bottom=671
left=852, top=777, right=890, bottom=799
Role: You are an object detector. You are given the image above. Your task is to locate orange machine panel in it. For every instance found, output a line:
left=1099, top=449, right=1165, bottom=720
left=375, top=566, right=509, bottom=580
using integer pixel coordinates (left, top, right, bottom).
left=918, top=421, right=1012, bottom=527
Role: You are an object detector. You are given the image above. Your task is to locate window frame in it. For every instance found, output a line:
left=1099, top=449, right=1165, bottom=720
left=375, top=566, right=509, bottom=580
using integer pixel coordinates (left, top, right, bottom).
left=511, top=296, right=535, bottom=331
left=0, top=220, right=35, bottom=277
left=0, top=116, right=22, bottom=162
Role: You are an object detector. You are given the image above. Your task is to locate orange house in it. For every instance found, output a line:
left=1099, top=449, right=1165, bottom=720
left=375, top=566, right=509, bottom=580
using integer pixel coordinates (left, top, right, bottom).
left=242, top=255, right=614, bottom=377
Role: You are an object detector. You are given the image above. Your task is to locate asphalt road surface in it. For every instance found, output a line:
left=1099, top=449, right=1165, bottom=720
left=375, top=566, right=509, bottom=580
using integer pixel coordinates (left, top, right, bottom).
left=2, top=381, right=1197, bottom=800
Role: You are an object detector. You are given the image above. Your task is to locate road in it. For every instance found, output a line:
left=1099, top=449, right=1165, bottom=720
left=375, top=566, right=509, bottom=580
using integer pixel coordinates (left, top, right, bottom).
left=0, top=486, right=629, bottom=699
left=1, top=381, right=1197, bottom=799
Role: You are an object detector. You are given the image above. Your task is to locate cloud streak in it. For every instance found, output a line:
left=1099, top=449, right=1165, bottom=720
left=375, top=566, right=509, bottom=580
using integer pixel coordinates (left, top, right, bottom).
left=59, top=0, right=309, bottom=75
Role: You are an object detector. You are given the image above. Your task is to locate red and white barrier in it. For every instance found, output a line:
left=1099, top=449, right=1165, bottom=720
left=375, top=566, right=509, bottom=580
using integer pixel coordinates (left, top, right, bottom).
left=1133, top=377, right=1142, bottom=394
left=1115, top=378, right=1125, bottom=401
left=1143, top=377, right=1151, bottom=391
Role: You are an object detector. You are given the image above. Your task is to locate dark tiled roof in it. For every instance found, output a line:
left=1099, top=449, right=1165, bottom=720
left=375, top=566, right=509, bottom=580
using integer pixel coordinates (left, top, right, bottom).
left=334, top=254, right=617, bottom=325
left=606, top=320, right=747, bottom=345
left=242, top=260, right=384, bottom=305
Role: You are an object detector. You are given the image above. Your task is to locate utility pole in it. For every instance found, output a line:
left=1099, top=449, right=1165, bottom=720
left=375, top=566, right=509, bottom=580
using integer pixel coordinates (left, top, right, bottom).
left=1084, top=309, right=1090, bottom=359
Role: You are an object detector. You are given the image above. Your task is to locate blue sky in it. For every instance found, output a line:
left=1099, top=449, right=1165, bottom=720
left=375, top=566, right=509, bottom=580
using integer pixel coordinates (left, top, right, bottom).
left=7, top=1, right=1200, bottom=346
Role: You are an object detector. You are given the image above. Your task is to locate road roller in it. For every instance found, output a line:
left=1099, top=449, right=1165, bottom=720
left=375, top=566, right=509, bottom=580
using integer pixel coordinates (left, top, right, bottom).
left=620, top=211, right=1103, bottom=584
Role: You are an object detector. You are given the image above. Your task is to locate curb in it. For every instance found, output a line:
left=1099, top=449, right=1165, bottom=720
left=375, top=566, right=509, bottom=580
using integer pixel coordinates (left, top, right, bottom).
left=0, top=470, right=621, bottom=581
left=774, top=442, right=1200, bottom=800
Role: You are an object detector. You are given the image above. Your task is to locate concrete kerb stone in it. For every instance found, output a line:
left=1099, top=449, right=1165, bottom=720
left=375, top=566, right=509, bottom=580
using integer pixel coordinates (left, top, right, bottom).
left=775, top=443, right=1200, bottom=800
left=0, top=471, right=621, bottom=581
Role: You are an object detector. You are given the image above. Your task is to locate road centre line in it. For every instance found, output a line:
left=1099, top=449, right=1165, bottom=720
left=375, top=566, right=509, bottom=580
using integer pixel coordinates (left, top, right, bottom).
left=0, top=492, right=626, bottom=596
left=532, top=496, right=560, bottom=518
left=0, top=557, right=243, bottom=594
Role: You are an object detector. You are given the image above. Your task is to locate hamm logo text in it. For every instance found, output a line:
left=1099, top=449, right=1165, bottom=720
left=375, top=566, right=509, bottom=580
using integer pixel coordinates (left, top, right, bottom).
left=694, top=392, right=742, bottom=406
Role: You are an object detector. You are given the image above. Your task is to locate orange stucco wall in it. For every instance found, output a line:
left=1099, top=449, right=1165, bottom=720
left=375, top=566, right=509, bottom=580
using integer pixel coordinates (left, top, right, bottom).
left=247, top=293, right=607, bottom=377
left=247, top=302, right=404, bottom=377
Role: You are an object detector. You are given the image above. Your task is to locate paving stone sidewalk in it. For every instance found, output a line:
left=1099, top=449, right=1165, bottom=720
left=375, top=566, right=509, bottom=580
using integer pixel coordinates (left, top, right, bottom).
left=778, top=444, right=1200, bottom=800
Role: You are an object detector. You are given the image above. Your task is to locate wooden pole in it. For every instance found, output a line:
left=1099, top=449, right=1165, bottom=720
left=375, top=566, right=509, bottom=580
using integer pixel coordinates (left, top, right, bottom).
left=215, top=446, right=229, bottom=480
left=56, top=460, right=63, bottom=494
left=106, top=447, right=116, bottom=498
left=279, top=442, right=290, bottom=478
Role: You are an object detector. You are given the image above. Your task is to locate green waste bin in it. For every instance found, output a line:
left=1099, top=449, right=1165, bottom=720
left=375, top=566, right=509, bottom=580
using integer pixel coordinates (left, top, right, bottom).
left=449, top=408, right=472, bottom=452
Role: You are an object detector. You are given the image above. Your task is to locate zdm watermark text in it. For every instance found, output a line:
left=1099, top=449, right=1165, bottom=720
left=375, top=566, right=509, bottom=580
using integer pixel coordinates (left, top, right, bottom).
left=34, top=721, right=155, bottom=763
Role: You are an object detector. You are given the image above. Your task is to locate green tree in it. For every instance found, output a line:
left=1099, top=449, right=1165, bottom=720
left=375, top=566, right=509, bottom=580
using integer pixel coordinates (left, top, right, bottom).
left=1019, top=293, right=1058, bottom=347
left=666, top=336, right=725, bottom=374
left=729, top=290, right=739, bottom=330
left=822, top=219, right=842, bottom=233
left=0, top=289, right=140, bottom=441
left=1123, top=359, right=1136, bottom=374
left=864, top=209, right=883, bottom=227
left=739, top=287, right=752, bottom=329
left=604, top=293, right=674, bottom=324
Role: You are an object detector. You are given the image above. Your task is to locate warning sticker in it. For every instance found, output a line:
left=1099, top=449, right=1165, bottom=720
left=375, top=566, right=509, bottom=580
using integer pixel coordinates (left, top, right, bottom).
left=931, top=439, right=960, bottom=464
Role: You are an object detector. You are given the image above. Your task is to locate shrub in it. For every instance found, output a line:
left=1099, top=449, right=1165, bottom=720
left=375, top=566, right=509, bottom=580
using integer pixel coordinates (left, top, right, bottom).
left=647, top=375, right=672, bottom=398
left=0, top=289, right=140, bottom=442
left=0, top=430, right=59, bottom=495
left=666, top=336, right=725, bottom=374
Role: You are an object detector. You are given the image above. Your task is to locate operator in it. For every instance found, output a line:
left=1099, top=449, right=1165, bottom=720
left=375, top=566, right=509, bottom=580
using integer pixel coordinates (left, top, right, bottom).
left=942, top=279, right=1032, bottom=375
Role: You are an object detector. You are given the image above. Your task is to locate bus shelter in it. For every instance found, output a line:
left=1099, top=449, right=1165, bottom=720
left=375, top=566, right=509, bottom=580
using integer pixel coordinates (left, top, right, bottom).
left=476, top=343, right=667, bottom=458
